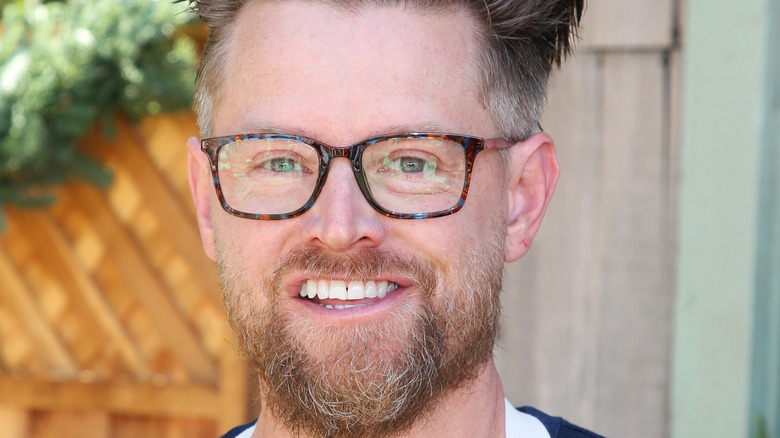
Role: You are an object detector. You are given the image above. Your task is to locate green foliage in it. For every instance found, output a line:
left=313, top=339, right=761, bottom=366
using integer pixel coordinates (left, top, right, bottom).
left=0, top=0, right=197, bottom=220
left=753, top=414, right=771, bottom=438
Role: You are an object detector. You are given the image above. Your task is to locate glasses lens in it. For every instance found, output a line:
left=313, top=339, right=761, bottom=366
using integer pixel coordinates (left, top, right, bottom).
left=362, top=136, right=467, bottom=215
left=216, top=137, right=319, bottom=215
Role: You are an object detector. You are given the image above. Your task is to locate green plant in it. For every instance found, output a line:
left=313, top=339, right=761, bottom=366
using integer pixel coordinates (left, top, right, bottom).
left=0, top=0, right=197, bottom=226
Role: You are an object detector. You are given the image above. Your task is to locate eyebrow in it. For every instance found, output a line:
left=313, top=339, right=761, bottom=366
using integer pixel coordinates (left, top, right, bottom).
left=231, top=122, right=453, bottom=143
left=380, top=123, right=450, bottom=135
left=233, top=122, right=315, bottom=138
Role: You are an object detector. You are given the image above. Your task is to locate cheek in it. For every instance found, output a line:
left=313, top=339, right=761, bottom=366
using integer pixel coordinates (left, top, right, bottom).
left=460, top=178, right=509, bottom=241
left=441, top=199, right=507, bottom=254
left=212, top=218, right=281, bottom=298
left=213, top=210, right=292, bottom=256
left=433, top=202, right=508, bottom=282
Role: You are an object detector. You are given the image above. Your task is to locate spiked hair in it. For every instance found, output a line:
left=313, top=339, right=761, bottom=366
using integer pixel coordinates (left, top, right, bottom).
left=177, top=0, right=584, bottom=140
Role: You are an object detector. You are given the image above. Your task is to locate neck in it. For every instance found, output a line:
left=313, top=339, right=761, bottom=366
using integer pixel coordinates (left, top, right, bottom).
left=252, top=359, right=506, bottom=438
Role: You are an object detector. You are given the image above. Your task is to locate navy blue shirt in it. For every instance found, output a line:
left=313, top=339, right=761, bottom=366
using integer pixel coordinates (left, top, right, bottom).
left=518, top=406, right=605, bottom=438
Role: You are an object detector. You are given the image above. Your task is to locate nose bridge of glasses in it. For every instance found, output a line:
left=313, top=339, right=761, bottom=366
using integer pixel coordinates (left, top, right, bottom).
left=318, top=142, right=366, bottom=183
left=319, top=142, right=362, bottom=163
left=317, top=142, right=374, bottom=207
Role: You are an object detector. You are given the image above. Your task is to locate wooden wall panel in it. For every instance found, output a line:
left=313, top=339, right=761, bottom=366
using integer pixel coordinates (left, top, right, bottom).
left=496, top=1, right=681, bottom=436
left=31, top=411, right=110, bottom=438
left=0, top=246, right=79, bottom=377
left=112, top=415, right=215, bottom=438
left=580, top=0, right=676, bottom=49
left=0, top=407, right=30, bottom=438
left=592, top=53, right=671, bottom=437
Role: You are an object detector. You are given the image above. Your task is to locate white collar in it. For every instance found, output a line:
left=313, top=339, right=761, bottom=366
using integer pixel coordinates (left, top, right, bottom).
left=504, top=398, right=551, bottom=438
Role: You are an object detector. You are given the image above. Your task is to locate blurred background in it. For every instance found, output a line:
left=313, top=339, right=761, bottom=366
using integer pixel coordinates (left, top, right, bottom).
left=0, top=0, right=777, bottom=437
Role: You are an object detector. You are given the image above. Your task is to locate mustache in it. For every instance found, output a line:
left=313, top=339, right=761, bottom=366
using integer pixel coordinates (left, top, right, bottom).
left=271, top=246, right=437, bottom=292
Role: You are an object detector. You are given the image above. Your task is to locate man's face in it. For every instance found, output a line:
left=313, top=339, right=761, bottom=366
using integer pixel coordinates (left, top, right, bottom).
left=191, top=1, right=528, bottom=436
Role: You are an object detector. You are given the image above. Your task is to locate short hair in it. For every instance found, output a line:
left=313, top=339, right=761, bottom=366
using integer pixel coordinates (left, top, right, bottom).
left=178, top=0, right=584, bottom=140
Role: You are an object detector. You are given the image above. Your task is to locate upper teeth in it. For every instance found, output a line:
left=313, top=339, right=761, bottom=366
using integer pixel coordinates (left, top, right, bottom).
left=299, top=280, right=398, bottom=300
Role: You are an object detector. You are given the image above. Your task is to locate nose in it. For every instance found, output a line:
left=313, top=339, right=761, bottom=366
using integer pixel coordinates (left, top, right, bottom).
left=300, top=158, right=386, bottom=251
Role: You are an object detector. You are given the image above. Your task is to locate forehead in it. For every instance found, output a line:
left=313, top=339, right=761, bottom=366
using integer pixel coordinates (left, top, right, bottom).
left=215, top=0, right=494, bottom=142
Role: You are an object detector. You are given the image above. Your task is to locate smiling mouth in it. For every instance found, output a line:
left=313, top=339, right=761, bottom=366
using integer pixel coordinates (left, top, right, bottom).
left=298, top=279, right=400, bottom=309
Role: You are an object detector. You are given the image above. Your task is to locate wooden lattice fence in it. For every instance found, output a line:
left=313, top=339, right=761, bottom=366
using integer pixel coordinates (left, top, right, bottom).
left=0, top=113, right=249, bottom=438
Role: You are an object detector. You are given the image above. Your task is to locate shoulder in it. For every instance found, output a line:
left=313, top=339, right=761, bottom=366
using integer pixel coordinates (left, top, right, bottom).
left=218, top=419, right=257, bottom=438
left=517, top=406, right=606, bottom=438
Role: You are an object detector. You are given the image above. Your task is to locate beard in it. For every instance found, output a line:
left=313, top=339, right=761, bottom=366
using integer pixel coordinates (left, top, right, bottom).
left=217, top=230, right=505, bottom=438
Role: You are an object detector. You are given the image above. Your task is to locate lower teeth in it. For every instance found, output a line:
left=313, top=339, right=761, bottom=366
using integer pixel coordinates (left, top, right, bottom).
left=321, top=304, right=361, bottom=310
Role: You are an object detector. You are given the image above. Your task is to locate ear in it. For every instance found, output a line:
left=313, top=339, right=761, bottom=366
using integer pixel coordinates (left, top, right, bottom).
left=187, top=136, right=217, bottom=261
left=504, top=132, right=559, bottom=262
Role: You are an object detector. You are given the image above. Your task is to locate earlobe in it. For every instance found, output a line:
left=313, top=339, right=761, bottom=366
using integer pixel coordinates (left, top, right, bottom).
left=503, top=133, right=559, bottom=262
left=187, top=136, right=217, bottom=261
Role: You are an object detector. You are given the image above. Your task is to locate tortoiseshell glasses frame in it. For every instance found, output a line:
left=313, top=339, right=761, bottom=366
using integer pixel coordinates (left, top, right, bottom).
left=200, top=132, right=514, bottom=220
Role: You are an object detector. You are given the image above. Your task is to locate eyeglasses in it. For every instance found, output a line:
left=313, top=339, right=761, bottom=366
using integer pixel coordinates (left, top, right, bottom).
left=200, top=132, right=513, bottom=220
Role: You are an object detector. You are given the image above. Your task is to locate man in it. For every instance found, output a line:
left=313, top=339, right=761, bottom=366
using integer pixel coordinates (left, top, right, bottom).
left=182, top=0, right=603, bottom=436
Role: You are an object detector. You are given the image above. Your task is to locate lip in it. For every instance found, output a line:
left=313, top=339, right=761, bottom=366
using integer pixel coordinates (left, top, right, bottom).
left=295, top=284, right=410, bottom=319
left=283, top=273, right=416, bottom=320
left=283, top=273, right=414, bottom=298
